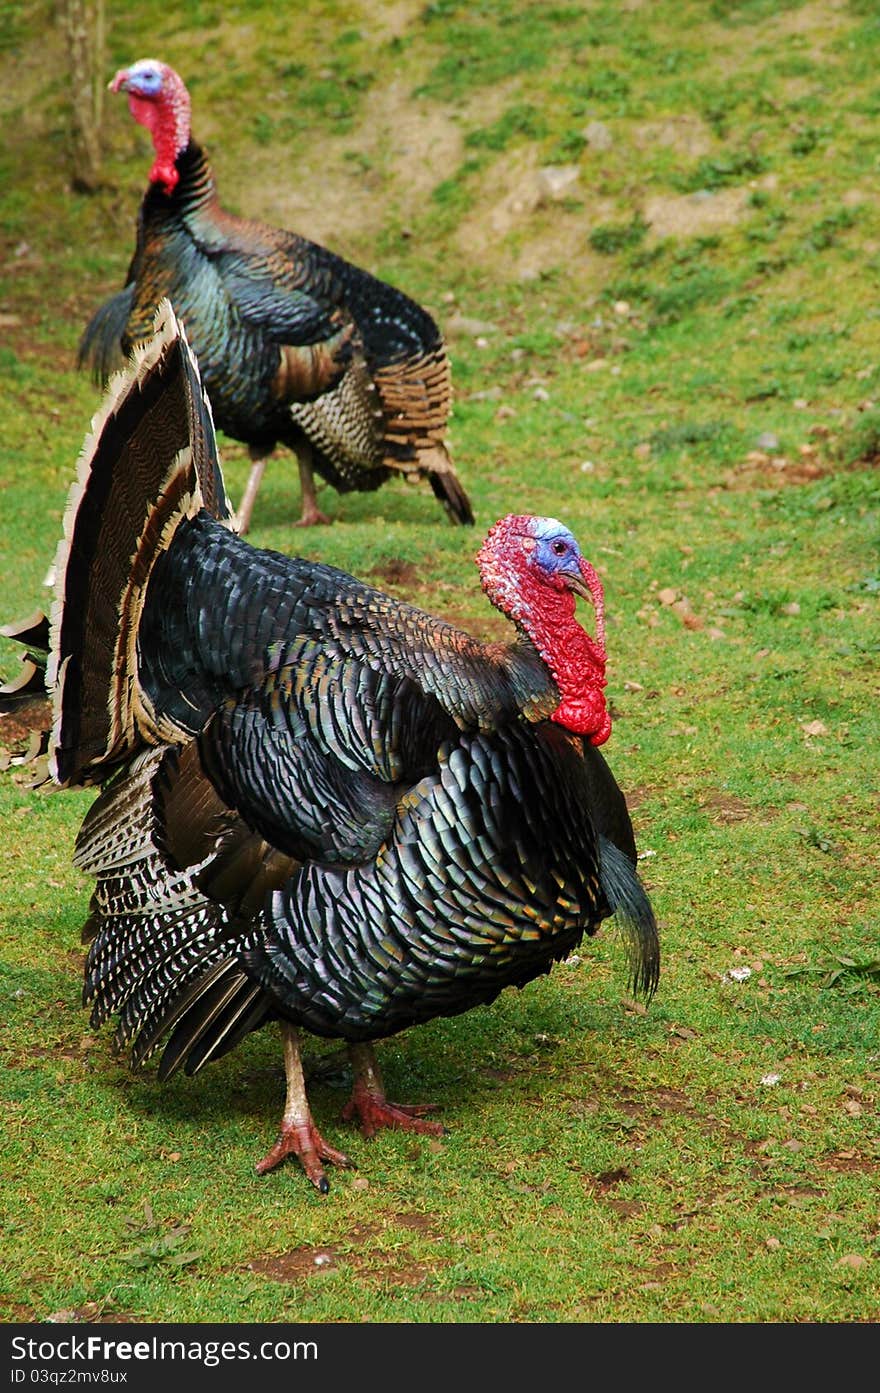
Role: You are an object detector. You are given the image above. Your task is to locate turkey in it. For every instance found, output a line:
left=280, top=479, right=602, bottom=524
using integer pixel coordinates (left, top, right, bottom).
left=16, top=304, right=658, bottom=1192
left=77, top=57, right=473, bottom=533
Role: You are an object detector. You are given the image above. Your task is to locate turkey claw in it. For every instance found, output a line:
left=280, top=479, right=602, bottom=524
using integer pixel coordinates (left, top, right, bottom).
left=294, top=506, right=333, bottom=527
left=255, top=1121, right=353, bottom=1192
left=342, top=1095, right=446, bottom=1141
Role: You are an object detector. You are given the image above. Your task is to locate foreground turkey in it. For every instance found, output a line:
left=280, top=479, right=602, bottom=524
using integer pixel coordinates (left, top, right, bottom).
left=78, top=57, right=472, bottom=532
left=24, top=305, right=658, bottom=1191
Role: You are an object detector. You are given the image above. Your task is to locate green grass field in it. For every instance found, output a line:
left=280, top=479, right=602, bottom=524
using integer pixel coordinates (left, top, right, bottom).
left=1, top=0, right=878, bottom=1324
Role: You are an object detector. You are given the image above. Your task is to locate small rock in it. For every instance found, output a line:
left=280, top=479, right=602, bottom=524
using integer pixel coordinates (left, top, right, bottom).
left=536, top=165, right=581, bottom=201
left=756, top=431, right=779, bottom=451
left=583, top=120, right=613, bottom=151
left=725, top=966, right=752, bottom=983
left=800, top=719, right=828, bottom=737
left=445, top=313, right=498, bottom=338
left=835, top=1254, right=868, bottom=1271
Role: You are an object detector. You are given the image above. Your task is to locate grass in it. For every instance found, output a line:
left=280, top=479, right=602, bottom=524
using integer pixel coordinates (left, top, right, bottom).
left=0, top=0, right=879, bottom=1327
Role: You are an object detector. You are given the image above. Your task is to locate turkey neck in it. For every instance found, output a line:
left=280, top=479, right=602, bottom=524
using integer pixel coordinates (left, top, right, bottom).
left=523, top=584, right=608, bottom=743
left=485, top=562, right=609, bottom=745
left=145, top=141, right=216, bottom=218
left=128, top=81, right=191, bottom=194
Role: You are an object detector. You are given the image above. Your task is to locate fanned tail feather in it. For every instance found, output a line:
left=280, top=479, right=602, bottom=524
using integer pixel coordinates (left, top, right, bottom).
left=50, top=300, right=233, bottom=788
left=77, top=747, right=273, bottom=1074
left=0, top=610, right=50, bottom=711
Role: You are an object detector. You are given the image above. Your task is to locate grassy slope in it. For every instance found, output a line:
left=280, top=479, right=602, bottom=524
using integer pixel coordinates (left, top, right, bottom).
left=0, top=0, right=878, bottom=1324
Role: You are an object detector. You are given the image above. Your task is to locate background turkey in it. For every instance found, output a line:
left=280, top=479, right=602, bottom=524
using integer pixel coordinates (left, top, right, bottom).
left=77, top=58, right=473, bottom=533
left=24, top=304, right=657, bottom=1192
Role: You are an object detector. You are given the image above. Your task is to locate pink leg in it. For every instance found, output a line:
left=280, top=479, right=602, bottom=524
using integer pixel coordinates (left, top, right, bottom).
left=256, top=1023, right=352, bottom=1192
left=341, top=1041, right=445, bottom=1140
left=294, top=442, right=332, bottom=527
left=236, top=448, right=270, bottom=535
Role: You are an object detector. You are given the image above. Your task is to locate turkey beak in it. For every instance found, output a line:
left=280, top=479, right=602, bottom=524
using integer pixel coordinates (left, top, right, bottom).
left=575, top=556, right=607, bottom=654
left=567, top=572, right=594, bottom=602
left=109, top=69, right=131, bottom=93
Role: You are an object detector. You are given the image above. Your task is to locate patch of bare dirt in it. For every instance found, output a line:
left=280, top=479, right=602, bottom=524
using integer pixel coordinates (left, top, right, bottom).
left=624, top=784, right=652, bottom=811
left=722, top=447, right=832, bottom=491
left=643, top=187, right=752, bottom=241
left=45, top=1302, right=135, bottom=1324
left=0, top=696, right=52, bottom=787
left=585, top=1166, right=644, bottom=1217
left=455, top=147, right=615, bottom=283
left=699, top=792, right=754, bottom=824
left=238, top=73, right=508, bottom=260
left=0, top=1300, right=36, bottom=1321
left=243, top=1211, right=447, bottom=1286
left=633, top=116, right=713, bottom=159
left=768, top=0, right=850, bottom=49
left=367, top=558, right=419, bottom=589
left=0, top=696, right=51, bottom=749
left=818, top=1151, right=878, bottom=1175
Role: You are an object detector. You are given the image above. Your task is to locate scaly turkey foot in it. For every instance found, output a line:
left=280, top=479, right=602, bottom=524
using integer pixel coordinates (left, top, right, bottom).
left=342, top=1093, right=445, bottom=1141
left=259, top=1022, right=353, bottom=1192
left=343, top=1041, right=446, bottom=1140
left=255, top=1120, right=352, bottom=1193
left=294, top=504, right=333, bottom=527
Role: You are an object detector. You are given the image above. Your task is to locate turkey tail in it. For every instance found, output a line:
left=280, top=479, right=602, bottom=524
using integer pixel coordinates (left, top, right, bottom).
left=372, top=345, right=473, bottom=524
left=77, top=745, right=274, bottom=1074
left=50, top=299, right=233, bottom=788
left=425, top=448, right=475, bottom=526
left=77, top=284, right=137, bottom=386
left=0, top=610, right=50, bottom=710
left=598, top=836, right=660, bottom=1001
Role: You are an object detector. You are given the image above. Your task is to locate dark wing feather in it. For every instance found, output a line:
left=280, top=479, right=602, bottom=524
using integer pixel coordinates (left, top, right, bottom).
left=197, top=644, right=460, bottom=865
left=239, top=721, right=612, bottom=1041
left=77, top=283, right=137, bottom=384
left=213, top=252, right=348, bottom=346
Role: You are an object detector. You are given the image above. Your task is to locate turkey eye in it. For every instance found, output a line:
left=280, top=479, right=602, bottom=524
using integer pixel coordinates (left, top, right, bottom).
left=552, top=540, right=567, bottom=556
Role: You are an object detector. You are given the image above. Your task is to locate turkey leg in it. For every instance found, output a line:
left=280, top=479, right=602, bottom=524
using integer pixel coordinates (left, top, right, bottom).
left=342, top=1041, right=446, bottom=1139
left=294, top=440, right=332, bottom=527
left=236, top=447, right=269, bottom=535
left=256, top=1021, right=352, bottom=1192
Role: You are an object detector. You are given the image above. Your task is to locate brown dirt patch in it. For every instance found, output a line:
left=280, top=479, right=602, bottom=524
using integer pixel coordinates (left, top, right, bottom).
left=0, top=696, right=52, bottom=752
left=632, top=116, right=713, bottom=159
left=699, top=791, right=754, bottom=824
left=243, top=1211, right=447, bottom=1286
left=818, top=1151, right=878, bottom=1175
left=367, top=558, right=419, bottom=589
left=722, top=449, right=832, bottom=491
left=44, top=1302, right=135, bottom=1324
left=624, top=784, right=652, bottom=811
left=643, top=187, right=751, bottom=241
left=0, top=1300, right=36, bottom=1321
left=586, top=1166, right=644, bottom=1217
